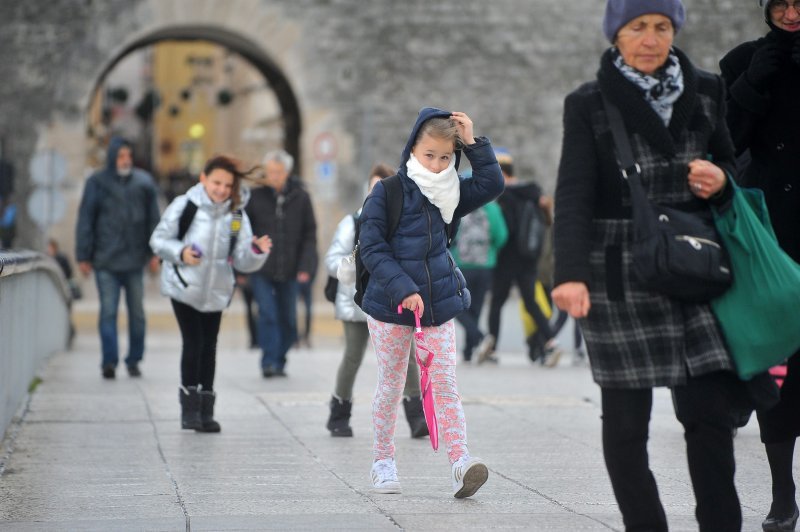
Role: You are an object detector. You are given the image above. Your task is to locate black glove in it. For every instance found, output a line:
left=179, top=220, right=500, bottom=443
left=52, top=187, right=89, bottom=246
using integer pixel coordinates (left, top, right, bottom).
left=746, top=42, right=784, bottom=89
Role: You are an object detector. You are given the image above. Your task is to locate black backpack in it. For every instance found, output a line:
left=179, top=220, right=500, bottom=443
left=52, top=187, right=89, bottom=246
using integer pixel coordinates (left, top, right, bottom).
left=515, top=198, right=546, bottom=262
left=353, top=174, right=404, bottom=308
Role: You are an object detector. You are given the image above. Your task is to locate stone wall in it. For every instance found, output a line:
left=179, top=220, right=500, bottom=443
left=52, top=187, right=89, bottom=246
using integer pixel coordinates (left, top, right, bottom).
left=0, top=0, right=765, bottom=256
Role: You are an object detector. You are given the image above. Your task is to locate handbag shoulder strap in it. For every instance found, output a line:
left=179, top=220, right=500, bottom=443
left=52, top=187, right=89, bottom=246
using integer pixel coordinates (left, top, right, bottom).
left=600, top=93, right=640, bottom=180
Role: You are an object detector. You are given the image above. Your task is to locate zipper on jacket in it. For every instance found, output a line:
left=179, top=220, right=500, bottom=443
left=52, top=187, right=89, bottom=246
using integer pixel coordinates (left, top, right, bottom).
left=675, top=235, right=721, bottom=250
left=448, top=253, right=463, bottom=295
left=173, top=264, right=189, bottom=288
left=424, top=206, right=435, bottom=324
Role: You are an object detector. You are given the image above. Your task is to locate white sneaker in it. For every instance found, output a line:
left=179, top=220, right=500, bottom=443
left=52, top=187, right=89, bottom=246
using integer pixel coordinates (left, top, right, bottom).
left=452, top=456, right=488, bottom=498
left=475, top=335, right=496, bottom=364
left=371, top=458, right=401, bottom=494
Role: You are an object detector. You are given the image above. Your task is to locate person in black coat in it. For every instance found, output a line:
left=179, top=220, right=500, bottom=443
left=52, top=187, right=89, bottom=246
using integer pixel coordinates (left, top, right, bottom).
left=553, top=1, right=752, bottom=530
left=245, top=150, right=317, bottom=378
left=720, top=2, right=800, bottom=530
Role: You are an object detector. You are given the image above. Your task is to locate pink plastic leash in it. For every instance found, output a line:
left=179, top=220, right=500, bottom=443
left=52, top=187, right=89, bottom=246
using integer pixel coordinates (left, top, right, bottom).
left=398, top=305, right=438, bottom=451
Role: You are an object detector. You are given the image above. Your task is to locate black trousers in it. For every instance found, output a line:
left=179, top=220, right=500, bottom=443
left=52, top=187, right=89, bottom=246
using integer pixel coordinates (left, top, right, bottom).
left=171, top=299, right=222, bottom=391
left=601, top=371, right=743, bottom=532
left=488, top=260, right=553, bottom=345
left=758, top=350, right=800, bottom=444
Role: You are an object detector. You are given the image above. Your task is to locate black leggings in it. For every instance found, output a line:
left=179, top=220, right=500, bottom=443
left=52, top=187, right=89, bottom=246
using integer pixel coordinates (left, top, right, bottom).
left=758, top=350, right=800, bottom=444
left=171, top=299, right=222, bottom=391
left=601, top=371, right=743, bottom=532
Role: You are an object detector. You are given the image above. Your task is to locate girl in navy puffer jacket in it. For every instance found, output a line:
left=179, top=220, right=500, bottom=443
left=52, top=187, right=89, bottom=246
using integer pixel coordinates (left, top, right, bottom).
left=360, top=108, right=503, bottom=498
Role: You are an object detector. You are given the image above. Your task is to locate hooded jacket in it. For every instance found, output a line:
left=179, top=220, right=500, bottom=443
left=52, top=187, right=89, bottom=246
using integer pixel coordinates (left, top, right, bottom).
left=359, top=107, right=504, bottom=327
left=245, top=176, right=317, bottom=282
left=325, top=212, right=366, bottom=322
left=150, top=182, right=267, bottom=312
left=75, top=138, right=160, bottom=271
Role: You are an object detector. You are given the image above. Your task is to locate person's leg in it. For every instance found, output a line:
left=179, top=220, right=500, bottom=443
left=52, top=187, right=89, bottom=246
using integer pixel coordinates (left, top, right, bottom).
left=673, top=372, right=742, bottom=532
left=275, top=280, right=298, bottom=372
left=250, top=275, right=280, bottom=372
left=334, top=321, right=370, bottom=400
left=601, top=387, right=668, bottom=532
left=367, top=317, right=413, bottom=462
left=242, top=278, right=258, bottom=348
left=298, top=279, right=312, bottom=345
left=197, top=310, right=222, bottom=391
left=422, top=320, right=468, bottom=464
left=457, top=269, right=486, bottom=360
left=517, top=269, right=554, bottom=341
left=487, top=268, right=513, bottom=346
left=758, top=351, right=800, bottom=522
left=171, top=299, right=204, bottom=388
left=94, top=269, right=122, bottom=370
left=122, top=269, right=146, bottom=369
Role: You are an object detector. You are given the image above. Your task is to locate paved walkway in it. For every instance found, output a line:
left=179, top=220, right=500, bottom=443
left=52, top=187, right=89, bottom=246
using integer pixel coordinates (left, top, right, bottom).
left=0, top=289, right=784, bottom=531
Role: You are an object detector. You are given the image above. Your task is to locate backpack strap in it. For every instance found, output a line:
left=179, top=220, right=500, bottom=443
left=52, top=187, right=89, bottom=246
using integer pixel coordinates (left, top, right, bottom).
left=382, top=174, right=403, bottom=239
left=229, top=209, right=242, bottom=258
left=177, top=201, right=198, bottom=241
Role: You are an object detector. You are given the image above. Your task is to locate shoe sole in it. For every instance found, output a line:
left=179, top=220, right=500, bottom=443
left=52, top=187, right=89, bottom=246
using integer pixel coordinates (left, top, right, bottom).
left=454, top=462, right=488, bottom=498
left=373, top=483, right=401, bottom=494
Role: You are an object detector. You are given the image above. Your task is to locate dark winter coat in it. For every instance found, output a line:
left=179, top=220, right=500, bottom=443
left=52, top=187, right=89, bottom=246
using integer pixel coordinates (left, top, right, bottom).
left=359, top=107, right=504, bottom=327
left=719, top=30, right=800, bottom=263
left=553, top=47, right=736, bottom=389
left=245, top=177, right=317, bottom=282
left=75, top=137, right=160, bottom=272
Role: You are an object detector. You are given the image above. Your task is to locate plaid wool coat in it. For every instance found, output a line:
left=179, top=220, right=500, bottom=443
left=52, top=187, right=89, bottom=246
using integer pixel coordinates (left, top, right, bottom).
left=554, top=47, right=737, bottom=389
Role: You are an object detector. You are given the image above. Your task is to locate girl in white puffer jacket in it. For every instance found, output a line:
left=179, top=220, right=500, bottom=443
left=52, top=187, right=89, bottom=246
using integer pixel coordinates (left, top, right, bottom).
left=150, top=155, right=271, bottom=433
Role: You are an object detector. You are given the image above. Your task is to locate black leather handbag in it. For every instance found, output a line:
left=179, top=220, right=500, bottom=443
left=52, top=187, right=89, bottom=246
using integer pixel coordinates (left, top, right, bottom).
left=602, top=94, right=732, bottom=303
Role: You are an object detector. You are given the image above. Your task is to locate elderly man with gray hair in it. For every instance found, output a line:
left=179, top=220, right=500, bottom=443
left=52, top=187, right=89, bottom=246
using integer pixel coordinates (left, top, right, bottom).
left=245, top=149, right=317, bottom=377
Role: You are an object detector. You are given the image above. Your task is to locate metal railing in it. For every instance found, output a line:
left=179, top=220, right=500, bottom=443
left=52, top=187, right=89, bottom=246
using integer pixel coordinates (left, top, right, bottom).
left=0, top=250, right=71, bottom=439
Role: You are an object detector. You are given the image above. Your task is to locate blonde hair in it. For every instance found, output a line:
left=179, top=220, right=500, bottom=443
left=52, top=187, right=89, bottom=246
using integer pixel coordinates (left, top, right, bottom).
left=413, top=117, right=462, bottom=150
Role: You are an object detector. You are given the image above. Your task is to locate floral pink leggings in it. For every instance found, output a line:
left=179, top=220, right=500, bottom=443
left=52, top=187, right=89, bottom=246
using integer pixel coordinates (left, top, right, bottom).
left=367, top=317, right=468, bottom=465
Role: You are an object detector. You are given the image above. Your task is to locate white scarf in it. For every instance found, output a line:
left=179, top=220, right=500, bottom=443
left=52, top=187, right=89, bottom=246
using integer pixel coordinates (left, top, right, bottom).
left=405, top=154, right=460, bottom=223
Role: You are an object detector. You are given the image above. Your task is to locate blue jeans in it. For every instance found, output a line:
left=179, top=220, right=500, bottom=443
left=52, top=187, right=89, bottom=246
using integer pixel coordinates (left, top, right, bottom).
left=94, top=269, right=146, bottom=369
left=250, top=275, right=297, bottom=371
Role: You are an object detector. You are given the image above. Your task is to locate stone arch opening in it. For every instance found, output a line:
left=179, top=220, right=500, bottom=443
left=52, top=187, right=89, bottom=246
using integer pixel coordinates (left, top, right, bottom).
left=88, top=25, right=301, bottom=190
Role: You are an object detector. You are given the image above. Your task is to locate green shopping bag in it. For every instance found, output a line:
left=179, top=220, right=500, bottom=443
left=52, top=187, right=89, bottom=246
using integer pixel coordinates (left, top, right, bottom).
left=711, top=181, right=800, bottom=379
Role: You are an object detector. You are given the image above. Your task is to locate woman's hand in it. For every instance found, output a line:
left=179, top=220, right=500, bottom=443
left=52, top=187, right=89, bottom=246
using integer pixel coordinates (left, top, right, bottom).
left=181, top=246, right=201, bottom=265
left=401, top=293, right=425, bottom=317
left=687, top=159, right=726, bottom=199
left=451, top=112, right=475, bottom=146
left=552, top=282, right=590, bottom=319
left=253, top=234, right=272, bottom=254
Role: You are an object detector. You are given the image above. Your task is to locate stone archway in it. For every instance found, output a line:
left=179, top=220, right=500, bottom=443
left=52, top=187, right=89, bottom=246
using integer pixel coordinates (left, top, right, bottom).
left=91, top=25, right=302, bottom=170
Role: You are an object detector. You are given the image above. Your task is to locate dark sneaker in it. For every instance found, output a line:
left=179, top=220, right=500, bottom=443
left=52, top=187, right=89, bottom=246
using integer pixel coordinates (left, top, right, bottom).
left=262, top=366, right=275, bottom=378
left=127, top=364, right=141, bottom=378
left=275, top=368, right=288, bottom=377
left=102, top=365, right=116, bottom=379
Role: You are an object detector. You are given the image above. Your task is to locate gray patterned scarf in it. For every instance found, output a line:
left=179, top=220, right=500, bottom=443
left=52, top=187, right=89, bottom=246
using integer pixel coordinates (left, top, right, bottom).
left=612, top=48, right=684, bottom=126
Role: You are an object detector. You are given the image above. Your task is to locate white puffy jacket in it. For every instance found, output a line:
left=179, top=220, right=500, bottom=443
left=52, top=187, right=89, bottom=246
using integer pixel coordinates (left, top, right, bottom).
left=325, top=212, right=366, bottom=322
left=150, top=183, right=267, bottom=312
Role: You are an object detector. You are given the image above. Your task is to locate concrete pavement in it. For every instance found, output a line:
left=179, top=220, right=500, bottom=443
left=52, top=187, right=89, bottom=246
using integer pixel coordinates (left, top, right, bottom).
left=0, top=289, right=785, bottom=531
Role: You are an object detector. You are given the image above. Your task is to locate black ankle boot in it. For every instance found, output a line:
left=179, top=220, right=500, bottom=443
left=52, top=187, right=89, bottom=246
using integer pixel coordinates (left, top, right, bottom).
left=197, top=390, right=221, bottom=433
left=762, top=503, right=799, bottom=532
left=326, top=396, right=353, bottom=437
left=403, top=396, right=429, bottom=439
left=179, top=386, right=201, bottom=430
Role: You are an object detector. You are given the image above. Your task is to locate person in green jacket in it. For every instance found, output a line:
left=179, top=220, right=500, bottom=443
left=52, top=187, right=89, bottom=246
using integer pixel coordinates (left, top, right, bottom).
left=451, top=178, right=508, bottom=363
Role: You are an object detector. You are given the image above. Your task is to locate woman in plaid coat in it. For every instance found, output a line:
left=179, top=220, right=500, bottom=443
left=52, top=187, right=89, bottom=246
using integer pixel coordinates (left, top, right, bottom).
left=552, top=1, right=752, bottom=530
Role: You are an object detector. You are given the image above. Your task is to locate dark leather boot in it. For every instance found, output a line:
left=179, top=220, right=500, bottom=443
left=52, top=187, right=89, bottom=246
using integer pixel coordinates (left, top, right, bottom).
left=179, top=386, right=201, bottom=430
left=197, top=390, right=221, bottom=433
left=326, top=396, right=353, bottom=437
left=403, top=396, right=429, bottom=439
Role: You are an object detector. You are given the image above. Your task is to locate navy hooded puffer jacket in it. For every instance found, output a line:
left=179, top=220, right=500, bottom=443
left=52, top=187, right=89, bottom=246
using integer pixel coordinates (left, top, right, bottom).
left=358, top=107, right=504, bottom=327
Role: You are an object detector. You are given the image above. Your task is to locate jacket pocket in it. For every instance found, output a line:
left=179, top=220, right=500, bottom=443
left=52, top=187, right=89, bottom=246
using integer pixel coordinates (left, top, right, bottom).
left=605, top=245, right=624, bottom=301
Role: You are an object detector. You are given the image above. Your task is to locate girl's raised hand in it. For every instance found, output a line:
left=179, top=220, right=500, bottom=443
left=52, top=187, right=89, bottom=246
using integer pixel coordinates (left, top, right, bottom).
left=253, top=235, right=272, bottom=254
left=450, top=112, right=475, bottom=146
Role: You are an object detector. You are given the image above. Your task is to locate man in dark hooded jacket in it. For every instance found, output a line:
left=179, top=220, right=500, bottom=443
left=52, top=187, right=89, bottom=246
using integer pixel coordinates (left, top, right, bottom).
left=76, top=137, right=160, bottom=379
left=246, top=149, right=317, bottom=378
